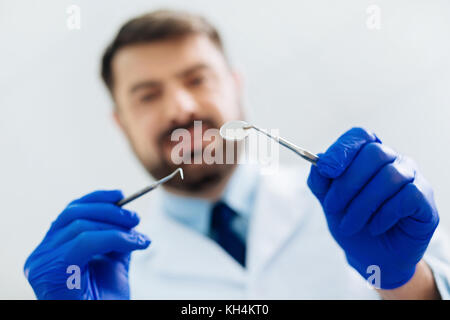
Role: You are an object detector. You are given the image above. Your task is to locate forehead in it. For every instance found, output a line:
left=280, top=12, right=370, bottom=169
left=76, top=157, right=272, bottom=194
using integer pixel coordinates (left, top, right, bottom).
left=111, top=35, right=227, bottom=88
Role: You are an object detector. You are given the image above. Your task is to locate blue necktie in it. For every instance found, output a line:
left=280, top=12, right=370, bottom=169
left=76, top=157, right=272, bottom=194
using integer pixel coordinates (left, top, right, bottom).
left=209, top=201, right=246, bottom=267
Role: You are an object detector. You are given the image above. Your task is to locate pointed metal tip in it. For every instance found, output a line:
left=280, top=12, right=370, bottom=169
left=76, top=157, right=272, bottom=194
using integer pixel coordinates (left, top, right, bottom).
left=177, top=168, right=184, bottom=180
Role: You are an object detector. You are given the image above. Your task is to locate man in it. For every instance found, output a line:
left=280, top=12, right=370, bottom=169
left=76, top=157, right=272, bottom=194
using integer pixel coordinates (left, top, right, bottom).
left=24, top=9, right=450, bottom=299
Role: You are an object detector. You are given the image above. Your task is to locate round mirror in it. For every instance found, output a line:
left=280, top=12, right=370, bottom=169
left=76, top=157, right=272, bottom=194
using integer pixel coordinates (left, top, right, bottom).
left=220, top=120, right=251, bottom=141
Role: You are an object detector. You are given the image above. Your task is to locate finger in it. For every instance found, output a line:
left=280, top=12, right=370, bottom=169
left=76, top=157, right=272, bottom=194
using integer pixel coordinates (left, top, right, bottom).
left=323, top=142, right=397, bottom=215
left=307, top=154, right=331, bottom=203
left=69, top=190, right=124, bottom=205
left=369, top=173, right=439, bottom=238
left=63, top=229, right=151, bottom=266
left=339, top=156, right=416, bottom=236
left=317, top=127, right=380, bottom=179
left=50, top=203, right=139, bottom=232
left=48, top=220, right=130, bottom=247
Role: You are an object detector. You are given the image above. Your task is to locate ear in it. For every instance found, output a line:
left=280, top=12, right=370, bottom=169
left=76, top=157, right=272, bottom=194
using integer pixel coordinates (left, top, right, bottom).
left=112, top=107, right=125, bottom=132
left=231, top=69, right=244, bottom=96
left=230, top=69, right=246, bottom=119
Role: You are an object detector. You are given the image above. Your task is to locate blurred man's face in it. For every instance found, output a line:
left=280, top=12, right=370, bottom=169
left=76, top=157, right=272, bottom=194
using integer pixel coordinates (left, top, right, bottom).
left=111, top=34, right=243, bottom=193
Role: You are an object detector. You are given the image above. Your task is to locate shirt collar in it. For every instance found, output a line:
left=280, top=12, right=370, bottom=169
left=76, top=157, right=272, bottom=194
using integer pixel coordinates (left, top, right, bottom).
left=160, top=164, right=260, bottom=235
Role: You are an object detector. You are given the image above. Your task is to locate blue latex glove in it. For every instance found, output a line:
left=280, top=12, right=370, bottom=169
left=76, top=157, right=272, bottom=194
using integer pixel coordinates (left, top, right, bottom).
left=24, top=190, right=150, bottom=299
left=307, top=127, right=439, bottom=289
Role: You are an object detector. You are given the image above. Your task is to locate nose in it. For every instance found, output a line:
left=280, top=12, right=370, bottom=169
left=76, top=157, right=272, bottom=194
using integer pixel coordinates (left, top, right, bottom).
left=164, top=86, right=199, bottom=126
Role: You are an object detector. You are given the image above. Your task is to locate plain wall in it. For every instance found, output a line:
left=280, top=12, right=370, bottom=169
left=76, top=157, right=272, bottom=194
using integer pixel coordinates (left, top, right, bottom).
left=1, top=0, right=449, bottom=298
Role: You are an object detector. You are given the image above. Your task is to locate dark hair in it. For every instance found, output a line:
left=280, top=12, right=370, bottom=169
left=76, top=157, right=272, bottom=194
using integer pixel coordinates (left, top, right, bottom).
left=101, top=9, right=226, bottom=92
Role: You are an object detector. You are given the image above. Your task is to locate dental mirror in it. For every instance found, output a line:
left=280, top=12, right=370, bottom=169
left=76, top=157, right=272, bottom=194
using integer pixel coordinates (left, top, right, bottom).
left=219, top=120, right=251, bottom=141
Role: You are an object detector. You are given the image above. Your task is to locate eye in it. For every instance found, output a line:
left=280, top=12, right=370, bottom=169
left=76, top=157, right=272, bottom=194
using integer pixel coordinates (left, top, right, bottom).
left=140, top=92, right=160, bottom=103
left=187, top=75, right=205, bottom=87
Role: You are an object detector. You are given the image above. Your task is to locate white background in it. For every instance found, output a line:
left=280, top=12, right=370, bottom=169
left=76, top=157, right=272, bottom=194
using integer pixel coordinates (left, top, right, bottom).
left=1, top=0, right=449, bottom=299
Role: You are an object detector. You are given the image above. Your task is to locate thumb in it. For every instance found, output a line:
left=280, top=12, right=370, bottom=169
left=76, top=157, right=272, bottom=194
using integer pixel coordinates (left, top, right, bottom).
left=70, top=190, right=124, bottom=205
left=307, top=158, right=331, bottom=204
left=317, top=127, right=380, bottom=179
left=64, top=230, right=150, bottom=266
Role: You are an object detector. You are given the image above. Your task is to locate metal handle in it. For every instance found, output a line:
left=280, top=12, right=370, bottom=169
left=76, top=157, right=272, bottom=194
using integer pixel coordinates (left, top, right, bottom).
left=246, top=125, right=319, bottom=165
left=116, top=168, right=183, bottom=207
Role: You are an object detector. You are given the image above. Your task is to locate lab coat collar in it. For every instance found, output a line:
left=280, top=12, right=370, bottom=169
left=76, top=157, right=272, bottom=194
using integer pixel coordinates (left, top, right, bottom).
left=247, top=166, right=313, bottom=274
left=221, top=164, right=259, bottom=218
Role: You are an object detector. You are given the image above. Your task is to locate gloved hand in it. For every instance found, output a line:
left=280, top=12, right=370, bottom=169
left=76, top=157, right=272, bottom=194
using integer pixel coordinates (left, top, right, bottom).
left=307, top=127, right=439, bottom=289
left=24, top=190, right=150, bottom=300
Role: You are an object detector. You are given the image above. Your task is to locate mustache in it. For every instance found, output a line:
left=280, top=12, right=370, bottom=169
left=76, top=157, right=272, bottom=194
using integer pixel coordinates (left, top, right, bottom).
left=157, top=119, right=219, bottom=146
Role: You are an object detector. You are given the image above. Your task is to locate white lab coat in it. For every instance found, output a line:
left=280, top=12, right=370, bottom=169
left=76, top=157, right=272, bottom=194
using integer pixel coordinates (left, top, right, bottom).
left=129, top=166, right=450, bottom=299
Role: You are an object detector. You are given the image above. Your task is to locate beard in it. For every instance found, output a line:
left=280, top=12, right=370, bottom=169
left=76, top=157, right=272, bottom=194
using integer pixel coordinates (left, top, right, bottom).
left=150, top=161, right=233, bottom=192
left=144, top=118, right=236, bottom=193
